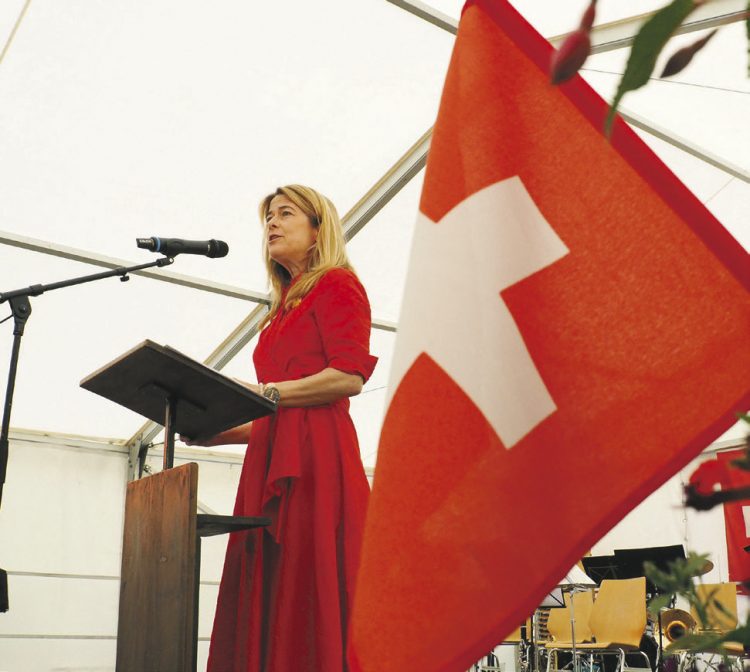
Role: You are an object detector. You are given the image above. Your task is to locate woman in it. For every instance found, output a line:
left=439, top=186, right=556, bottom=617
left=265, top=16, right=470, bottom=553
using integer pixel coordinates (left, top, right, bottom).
left=203, top=185, right=377, bottom=672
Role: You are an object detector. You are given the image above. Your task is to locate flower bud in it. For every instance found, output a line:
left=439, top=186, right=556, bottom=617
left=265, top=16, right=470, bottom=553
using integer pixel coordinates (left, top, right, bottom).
left=661, top=29, right=717, bottom=78
left=580, top=1, right=596, bottom=30
left=550, top=0, right=596, bottom=85
left=550, top=29, right=591, bottom=85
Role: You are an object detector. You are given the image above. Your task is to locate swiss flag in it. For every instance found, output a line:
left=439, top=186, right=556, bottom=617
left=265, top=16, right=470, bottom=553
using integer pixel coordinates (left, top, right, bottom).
left=349, top=1, right=750, bottom=672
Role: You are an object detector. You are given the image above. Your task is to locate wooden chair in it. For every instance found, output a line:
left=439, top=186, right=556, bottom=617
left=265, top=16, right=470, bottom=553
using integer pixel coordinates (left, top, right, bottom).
left=686, top=583, right=744, bottom=663
left=544, top=590, right=594, bottom=672
left=691, top=582, right=738, bottom=632
left=573, top=577, right=650, bottom=672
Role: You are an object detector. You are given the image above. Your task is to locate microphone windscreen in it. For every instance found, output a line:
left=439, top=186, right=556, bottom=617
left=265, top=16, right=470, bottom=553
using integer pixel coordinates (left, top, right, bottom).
left=209, top=240, right=229, bottom=258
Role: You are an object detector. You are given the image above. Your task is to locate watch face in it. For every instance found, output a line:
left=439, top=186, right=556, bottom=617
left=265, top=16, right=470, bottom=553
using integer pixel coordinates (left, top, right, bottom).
left=263, top=385, right=280, bottom=403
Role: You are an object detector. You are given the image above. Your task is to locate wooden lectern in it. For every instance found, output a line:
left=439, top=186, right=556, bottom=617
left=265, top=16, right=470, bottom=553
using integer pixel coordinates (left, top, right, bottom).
left=81, top=340, right=276, bottom=671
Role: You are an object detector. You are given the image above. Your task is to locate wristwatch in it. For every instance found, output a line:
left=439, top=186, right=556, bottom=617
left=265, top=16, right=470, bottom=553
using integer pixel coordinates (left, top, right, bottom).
left=261, top=383, right=280, bottom=404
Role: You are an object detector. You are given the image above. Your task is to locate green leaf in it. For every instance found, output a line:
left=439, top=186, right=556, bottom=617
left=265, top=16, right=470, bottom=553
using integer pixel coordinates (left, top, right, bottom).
left=665, top=631, right=724, bottom=652
left=683, top=552, right=712, bottom=578
left=648, top=594, right=673, bottom=616
left=720, top=623, right=750, bottom=645
left=645, top=553, right=712, bottom=596
left=606, top=0, right=698, bottom=134
left=644, top=560, right=680, bottom=593
left=712, top=596, right=736, bottom=623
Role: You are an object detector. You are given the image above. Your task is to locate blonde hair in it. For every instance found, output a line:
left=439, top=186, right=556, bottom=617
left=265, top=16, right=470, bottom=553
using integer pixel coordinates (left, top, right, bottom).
left=258, top=184, right=354, bottom=328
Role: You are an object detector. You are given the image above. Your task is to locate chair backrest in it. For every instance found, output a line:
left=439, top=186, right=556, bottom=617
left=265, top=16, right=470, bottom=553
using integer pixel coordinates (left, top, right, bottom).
left=589, top=577, right=646, bottom=647
left=691, top=583, right=738, bottom=632
left=546, top=591, right=594, bottom=642
left=546, top=603, right=572, bottom=642
left=571, top=590, right=594, bottom=642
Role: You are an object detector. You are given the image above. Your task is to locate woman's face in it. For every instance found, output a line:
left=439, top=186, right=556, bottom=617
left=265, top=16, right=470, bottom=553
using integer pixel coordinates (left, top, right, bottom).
left=265, top=194, right=318, bottom=277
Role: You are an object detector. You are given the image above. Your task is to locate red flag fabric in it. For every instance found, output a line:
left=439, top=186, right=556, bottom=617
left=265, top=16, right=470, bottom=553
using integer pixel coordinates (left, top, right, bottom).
left=349, top=2, right=750, bottom=671
left=716, top=449, right=750, bottom=586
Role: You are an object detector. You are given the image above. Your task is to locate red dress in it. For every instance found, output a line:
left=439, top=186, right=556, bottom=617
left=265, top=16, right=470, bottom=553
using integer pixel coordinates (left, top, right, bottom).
left=207, top=268, right=377, bottom=672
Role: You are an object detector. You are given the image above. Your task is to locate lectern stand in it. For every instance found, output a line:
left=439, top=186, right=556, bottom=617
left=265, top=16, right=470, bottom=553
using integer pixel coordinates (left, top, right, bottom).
left=81, top=340, right=276, bottom=672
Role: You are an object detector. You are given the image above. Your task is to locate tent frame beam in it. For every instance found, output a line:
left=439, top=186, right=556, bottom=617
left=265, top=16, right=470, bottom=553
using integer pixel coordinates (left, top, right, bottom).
left=385, top=0, right=749, bottom=52
left=0, top=231, right=269, bottom=303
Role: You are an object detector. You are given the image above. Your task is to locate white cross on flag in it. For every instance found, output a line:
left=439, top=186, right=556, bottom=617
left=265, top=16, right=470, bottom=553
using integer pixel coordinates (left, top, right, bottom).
left=349, top=1, right=750, bottom=671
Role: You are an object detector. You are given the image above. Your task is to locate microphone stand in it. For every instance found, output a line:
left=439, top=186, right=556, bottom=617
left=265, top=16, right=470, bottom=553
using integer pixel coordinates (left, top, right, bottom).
left=0, top=255, right=174, bottom=612
left=0, top=255, right=174, bottom=512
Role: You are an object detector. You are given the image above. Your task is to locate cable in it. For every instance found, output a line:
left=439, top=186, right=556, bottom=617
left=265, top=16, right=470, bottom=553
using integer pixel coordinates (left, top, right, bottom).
left=581, top=67, right=750, bottom=96
left=703, top=176, right=736, bottom=205
left=361, top=384, right=387, bottom=395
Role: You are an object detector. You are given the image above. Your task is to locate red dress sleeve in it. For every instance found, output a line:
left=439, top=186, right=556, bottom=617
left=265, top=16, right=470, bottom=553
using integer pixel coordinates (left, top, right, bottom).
left=312, top=268, right=378, bottom=383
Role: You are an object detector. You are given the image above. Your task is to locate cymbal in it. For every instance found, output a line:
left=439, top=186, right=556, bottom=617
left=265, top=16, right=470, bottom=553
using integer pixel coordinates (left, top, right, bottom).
left=695, top=559, right=714, bottom=576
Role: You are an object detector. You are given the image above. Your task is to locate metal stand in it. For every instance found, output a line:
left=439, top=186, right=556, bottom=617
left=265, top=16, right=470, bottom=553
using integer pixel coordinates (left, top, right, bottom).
left=163, top=395, right=177, bottom=471
left=533, top=609, right=543, bottom=672
left=545, top=569, right=597, bottom=672
left=567, top=587, right=580, bottom=672
left=0, top=295, right=31, bottom=508
left=657, top=609, right=664, bottom=672
left=0, top=255, right=173, bottom=615
left=0, top=255, right=174, bottom=509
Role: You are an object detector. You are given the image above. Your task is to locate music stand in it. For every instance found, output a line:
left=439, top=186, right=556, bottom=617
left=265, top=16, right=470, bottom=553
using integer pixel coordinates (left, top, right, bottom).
left=613, top=545, right=686, bottom=595
left=580, top=554, right=619, bottom=586
left=558, top=565, right=596, bottom=672
left=81, top=339, right=276, bottom=470
left=534, top=564, right=597, bottom=672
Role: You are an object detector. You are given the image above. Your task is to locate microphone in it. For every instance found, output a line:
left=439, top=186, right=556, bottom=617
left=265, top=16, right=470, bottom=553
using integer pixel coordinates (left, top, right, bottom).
left=136, top=237, right=229, bottom=258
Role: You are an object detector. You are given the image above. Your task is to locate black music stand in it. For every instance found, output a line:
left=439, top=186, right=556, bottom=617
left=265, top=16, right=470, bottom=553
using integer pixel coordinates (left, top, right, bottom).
left=80, top=339, right=276, bottom=470
left=581, top=545, right=686, bottom=590
left=613, top=545, right=686, bottom=595
left=580, top=554, right=620, bottom=585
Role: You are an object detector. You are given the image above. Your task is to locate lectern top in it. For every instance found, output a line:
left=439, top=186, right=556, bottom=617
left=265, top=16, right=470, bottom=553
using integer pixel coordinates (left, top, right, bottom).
left=80, top=339, right=275, bottom=441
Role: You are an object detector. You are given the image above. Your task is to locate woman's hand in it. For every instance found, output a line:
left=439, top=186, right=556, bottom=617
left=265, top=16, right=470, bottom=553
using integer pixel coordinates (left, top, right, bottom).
left=233, top=378, right=262, bottom=396
left=179, top=421, right=254, bottom=447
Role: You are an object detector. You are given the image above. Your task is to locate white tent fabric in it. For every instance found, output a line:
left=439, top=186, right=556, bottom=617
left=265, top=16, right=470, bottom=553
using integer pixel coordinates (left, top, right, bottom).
left=0, top=0, right=747, bottom=669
